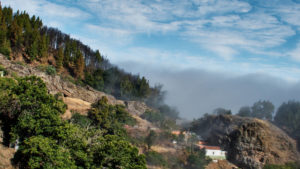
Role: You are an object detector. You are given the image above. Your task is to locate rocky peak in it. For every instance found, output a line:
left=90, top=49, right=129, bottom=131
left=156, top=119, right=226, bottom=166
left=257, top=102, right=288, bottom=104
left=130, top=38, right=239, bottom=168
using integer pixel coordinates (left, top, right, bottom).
left=191, top=115, right=300, bottom=169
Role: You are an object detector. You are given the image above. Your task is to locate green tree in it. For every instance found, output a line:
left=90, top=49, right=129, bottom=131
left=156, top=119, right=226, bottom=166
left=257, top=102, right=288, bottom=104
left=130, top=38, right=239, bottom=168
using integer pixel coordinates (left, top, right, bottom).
left=186, top=148, right=210, bottom=169
left=137, top=76, right=150, bottom=98
left=38, top=34, right=48, bottom=58
left=237, top=106, right=252, bottom=117
left=95, top=49, right=102, bottom=63
left=213, top=107, right=232, bottom=115
left=275, top=101, right=300, bottom=151
left=252, top=100, right=274, bottom=120
left=56, top=47, right=64, bottom=71
left=91, top=135, right=146, bottom=169
left=145, top=130, right=157, bottom=150
left=17, top=136, right=76, bottom=169
left=26, top=38, right=38, bottom=61
left=74, top=50, right=84, bottom=79
left=120, top=76, right=133, bottom=98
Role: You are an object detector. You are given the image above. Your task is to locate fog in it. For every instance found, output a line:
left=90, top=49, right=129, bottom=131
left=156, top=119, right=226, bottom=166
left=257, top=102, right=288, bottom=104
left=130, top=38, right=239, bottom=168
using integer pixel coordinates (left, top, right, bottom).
left=117, top=61, right=300, bottom=119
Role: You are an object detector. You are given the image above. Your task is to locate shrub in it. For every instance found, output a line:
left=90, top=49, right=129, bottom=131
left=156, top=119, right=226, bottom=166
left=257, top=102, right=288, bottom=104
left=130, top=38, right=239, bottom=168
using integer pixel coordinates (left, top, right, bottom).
left=0, top=65, right=8, bottom=76
left=45, top=65, right=56, bottom=76
left=0, top=46, right=11, bottom=59
left=263, top=163, right=300, bottom=169
left=145, top=151, right=167, bottom=167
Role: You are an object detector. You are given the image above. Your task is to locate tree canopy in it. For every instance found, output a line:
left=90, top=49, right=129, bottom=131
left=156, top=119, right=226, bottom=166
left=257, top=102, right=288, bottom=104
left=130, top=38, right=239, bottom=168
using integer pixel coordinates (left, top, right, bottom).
left=0, top=76, right=146, bottom=169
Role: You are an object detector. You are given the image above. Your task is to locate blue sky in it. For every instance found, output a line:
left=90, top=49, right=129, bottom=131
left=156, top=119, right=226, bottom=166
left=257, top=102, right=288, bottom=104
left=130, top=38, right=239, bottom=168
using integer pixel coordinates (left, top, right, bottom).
left=3, top=0, right=300, bottom=118
left=3, top=0, right=300, bottom=82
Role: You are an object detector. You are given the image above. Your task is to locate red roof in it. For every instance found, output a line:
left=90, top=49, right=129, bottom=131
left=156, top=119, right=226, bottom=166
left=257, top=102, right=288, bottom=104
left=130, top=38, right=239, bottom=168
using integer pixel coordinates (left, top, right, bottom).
left=197, top=145, right=221, bottom=150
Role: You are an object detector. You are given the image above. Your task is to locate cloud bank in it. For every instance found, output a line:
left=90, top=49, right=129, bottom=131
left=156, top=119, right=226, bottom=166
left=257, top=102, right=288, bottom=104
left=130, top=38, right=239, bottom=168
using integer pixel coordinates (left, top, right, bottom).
left=118, top=61, right=300, bottom=119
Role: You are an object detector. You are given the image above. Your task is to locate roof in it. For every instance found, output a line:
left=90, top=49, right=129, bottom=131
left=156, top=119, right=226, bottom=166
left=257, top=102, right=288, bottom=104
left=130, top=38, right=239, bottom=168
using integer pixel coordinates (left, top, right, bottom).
left=198, top=145, right=221, bottom=150
left=198, top=141, right=208, bottom=145
left=171, top=131, right=181, bottom=135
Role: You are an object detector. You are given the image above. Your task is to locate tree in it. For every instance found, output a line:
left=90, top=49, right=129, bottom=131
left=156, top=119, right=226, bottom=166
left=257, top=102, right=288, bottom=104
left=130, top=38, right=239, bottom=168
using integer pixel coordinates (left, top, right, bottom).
left=56, top=47, right=64, bottom=70
left=237, top=106, right=252, bottom=117
left=90, top=135, right=146, bottom=169
left=38, top=34, right=48, bottom=58
left=213, top=107, right=232, bottom=115
left=252, top=100, right=274, bottom=120
left=145, top=130, right=157, bottom=150
left=275, top=101, right=300, bottom=151
left=16, top=136, right=76, bottom=169
left=137, top=76, right=150, bottom=98
left=74, top=50, right=84, bottom=79
left=186, top=148, right=210, bottom=169
left=95, top=49, right=102, bottom=63
left=120, top=76, right=133, bottom=98
left=26, top=38, right=38, bottom=61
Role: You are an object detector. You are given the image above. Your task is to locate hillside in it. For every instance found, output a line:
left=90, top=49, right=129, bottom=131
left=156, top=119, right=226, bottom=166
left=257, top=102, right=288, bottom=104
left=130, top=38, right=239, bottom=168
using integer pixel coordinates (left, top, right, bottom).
left=190, top=114, right=300, bottom=169
left=0, top=53, right=155, bottom=128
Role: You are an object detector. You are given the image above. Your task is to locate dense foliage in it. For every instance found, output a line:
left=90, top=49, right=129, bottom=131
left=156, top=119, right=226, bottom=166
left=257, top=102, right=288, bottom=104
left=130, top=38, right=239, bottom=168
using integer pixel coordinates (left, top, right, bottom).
left=274, top=101, right=300, bottom=151
left=0, top=76, right=146, bottom=169
left=184, top=147, right=211, bottom=169
left=237, top=100, right=274, bottom=120
left=145, top=151, right=167, bottom=167
left=263, top=163, right=300, bottom=169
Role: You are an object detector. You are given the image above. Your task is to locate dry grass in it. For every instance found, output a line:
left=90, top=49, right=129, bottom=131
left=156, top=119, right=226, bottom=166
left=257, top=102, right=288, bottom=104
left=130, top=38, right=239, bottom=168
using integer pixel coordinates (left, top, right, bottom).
left=151, top=145, right=177, bottom=154
left=61, top=97, right=91, bottom=119
left=206, top=160, right=238, bottom=169
left=0, top=145, right=15, bottom=169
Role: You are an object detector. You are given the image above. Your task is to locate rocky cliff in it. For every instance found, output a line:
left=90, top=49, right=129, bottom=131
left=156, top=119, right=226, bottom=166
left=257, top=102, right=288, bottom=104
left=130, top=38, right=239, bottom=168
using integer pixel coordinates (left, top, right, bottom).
left=190, top=115, right=300, bottom=169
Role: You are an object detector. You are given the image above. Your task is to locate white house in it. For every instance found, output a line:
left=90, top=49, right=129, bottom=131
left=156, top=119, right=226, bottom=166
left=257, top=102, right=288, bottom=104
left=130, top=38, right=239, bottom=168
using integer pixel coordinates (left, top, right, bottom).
left=197, top=141, right=226, bottom=160
left=204, top=146, right=226, bottom=160
left=0, top=71, right=4, bottom=77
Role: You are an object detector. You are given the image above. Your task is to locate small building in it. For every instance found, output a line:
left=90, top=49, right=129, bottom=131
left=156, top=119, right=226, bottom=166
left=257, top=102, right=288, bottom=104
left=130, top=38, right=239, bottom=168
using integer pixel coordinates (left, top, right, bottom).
left=204, top=146, right=226, bottom=160
left=0, top=71, right=4, bottom=77
left=197, top=141, right=226, bottom=160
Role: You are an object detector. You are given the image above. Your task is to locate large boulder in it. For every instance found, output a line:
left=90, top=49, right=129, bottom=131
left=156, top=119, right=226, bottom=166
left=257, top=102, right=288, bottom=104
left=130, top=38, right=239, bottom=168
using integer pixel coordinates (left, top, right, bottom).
left=190, top=115, right=300, bottom=169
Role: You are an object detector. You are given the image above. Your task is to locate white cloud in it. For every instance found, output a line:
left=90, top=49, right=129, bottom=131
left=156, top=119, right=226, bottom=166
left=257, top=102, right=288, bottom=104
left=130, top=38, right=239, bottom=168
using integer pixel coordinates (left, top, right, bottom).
left=2, top=0, right=90, bottom=19
left=289, top=43, right=300, bottom=62
left=2, top=0, right=300, bottom=79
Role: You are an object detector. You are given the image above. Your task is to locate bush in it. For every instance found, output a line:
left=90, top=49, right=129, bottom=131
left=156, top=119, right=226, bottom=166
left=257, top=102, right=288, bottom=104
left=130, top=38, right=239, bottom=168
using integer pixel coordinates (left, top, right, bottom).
left=263, top=163, right=300, bottom=169
left=0, top=65, right=8, bottom=76
left=0, top=46, right=11, bottom=59
left=141, top=110, right=164, bottom=124
left=46, top=65, right=56, bottom=76
left=145, top=151, right=167, bottom=167
left=70, top=113, right=92, bottom=128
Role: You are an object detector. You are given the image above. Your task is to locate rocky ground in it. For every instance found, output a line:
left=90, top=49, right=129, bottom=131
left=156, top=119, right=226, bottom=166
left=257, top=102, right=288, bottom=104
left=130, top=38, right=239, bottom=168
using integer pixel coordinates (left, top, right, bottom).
left=206, top=160, right=238, bottom=169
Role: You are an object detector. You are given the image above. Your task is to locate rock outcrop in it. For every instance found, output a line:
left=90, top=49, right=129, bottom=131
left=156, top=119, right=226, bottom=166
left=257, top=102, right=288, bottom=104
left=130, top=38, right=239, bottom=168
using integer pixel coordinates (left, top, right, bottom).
left=0, top=54, right=123, bottom=105
left=191, top=115, right=300, bottom=169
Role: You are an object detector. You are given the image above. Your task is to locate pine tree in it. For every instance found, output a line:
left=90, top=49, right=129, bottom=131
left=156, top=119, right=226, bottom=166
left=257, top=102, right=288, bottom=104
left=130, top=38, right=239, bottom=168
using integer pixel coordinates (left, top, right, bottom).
left=27, top=38, right=38, bottom=61
left=56, top=47, right=64, bottom=71
left=9, top=18, right=22, bottom=47
left=38, top=34, right=48, bottom=58
left=63, top=41, right=71, bottom=67
left=74, top=50, right=84, bottom=79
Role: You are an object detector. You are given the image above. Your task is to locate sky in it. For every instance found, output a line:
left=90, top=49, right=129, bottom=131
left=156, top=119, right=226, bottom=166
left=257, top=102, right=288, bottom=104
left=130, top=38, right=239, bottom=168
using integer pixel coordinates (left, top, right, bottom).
left=2, top=0, right=300, bottom=119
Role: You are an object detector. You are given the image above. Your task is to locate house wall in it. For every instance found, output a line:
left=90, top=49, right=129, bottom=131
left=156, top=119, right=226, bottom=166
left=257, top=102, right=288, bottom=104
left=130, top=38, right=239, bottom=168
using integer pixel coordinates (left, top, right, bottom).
left=206, top=149, right=223, bottom=156
left=205, top=149, right=226, bottom=160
